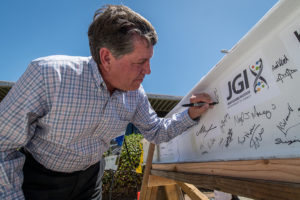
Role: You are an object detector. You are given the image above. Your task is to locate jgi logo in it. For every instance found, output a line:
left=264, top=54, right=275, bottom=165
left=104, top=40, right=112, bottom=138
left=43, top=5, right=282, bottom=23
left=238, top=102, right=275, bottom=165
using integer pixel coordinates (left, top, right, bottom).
left=226, top=69, right=249, bottom=101
left=226, top=58, right=269, bottom=104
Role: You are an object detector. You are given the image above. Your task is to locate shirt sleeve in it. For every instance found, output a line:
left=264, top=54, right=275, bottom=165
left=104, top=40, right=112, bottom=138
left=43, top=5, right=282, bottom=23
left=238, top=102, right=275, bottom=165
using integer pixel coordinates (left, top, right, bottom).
left=132, top=86, right=198, bottom=144
left=0, top=61, right=47, bottom=199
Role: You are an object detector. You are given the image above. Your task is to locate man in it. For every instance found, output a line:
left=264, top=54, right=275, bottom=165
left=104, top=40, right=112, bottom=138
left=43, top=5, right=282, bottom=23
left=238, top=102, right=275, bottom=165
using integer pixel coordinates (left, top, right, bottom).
left=0, top=5, right=213, bottom=200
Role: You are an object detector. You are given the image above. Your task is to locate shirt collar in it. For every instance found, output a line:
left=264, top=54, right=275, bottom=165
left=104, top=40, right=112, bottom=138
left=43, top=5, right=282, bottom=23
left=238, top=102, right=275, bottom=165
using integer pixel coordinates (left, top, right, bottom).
left=89, top=57, right=108, bottom=91
left=89, top=57, right=126, bottom=95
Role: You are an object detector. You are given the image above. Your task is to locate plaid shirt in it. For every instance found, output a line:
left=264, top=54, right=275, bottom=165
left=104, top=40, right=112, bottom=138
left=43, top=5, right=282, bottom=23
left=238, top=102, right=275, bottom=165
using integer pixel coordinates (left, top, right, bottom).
left=0, top=55, right=196, bottom=199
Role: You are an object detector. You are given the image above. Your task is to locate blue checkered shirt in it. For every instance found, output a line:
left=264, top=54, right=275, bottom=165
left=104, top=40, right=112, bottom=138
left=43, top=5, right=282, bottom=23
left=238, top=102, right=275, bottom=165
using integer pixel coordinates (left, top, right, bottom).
left=0, top=55, right=197, bottom=199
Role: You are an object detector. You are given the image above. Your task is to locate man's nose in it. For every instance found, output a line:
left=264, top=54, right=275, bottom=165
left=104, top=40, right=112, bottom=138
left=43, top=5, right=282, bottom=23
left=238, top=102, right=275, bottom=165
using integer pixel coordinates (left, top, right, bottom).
left=143, top=60, right=151, bottom=75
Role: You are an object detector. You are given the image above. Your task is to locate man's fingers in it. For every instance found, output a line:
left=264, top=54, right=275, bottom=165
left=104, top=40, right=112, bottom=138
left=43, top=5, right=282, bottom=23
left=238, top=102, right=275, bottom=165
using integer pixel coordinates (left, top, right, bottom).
left=190, top=93, right=212, bottom=103
left=188, top=93, right=214, bottom=120
left=188, top=103, right=210, bottom=120
left=195, top=103, right=210, bottom=112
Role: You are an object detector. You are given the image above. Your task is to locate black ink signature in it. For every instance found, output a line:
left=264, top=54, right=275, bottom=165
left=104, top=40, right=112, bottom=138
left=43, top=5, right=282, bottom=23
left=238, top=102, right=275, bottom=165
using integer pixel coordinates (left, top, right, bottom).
left=220, top=113, right=230, bottom=132
left=276, top=68, right=298, bottom=83
left=196, top=124, right=217, bottom=137
left=214, top=88, right=220, bottom=103
left=219, top=138, right=224, bottom=147
left=272, top=54, right=289, bottom=71
left=278, top=122, right=300, bottom=136
left=276, top=103, right=300, bottom=136
left=238, top=124, right=264, bottom=149
left=234, top=112, right=251, bottom=126
left=208, top=138, right=216, bottom=149
left=275, top=138, right=300, bottom=145
left=225, top=128, right=233, bottom=148
left=251, top=105, right=272, bottom=119
left=234, top=105, right=274, bottom=126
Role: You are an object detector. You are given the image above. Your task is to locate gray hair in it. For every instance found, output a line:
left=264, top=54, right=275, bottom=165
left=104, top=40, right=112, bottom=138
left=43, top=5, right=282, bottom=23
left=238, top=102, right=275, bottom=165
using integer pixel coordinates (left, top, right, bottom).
left=88, top=5, right=158, bottom=66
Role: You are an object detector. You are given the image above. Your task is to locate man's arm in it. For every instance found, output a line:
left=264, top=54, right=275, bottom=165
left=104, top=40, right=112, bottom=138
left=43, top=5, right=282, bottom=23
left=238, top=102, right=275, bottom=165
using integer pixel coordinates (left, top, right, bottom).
left=0, top=62, right=47, bottom=199
left=132, top=87, right=212, bottom=144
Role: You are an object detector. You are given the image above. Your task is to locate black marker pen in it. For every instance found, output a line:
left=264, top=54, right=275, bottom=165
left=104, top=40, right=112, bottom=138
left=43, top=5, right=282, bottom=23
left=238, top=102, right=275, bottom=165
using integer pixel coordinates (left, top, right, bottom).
left=182, top=102, right=218, bottom=107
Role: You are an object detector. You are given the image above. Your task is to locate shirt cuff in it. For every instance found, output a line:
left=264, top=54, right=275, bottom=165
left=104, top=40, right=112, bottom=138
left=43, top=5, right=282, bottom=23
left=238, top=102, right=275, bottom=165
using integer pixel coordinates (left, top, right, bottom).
left=180, top=109, right=199, bottom=128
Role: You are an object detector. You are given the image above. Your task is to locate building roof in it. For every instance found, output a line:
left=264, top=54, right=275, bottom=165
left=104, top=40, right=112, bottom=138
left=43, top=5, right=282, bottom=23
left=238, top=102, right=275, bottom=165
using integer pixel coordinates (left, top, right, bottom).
left=0, top=81, right=14, bottom=103
left=0, top=81, right=182, bottom=117
left=146, top=93, right=182, bottom=117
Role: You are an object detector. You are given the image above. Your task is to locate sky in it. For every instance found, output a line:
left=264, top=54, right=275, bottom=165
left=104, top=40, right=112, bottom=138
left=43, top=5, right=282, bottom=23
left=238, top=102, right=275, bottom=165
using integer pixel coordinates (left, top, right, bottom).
left=0, top=0, right=278, bottom=96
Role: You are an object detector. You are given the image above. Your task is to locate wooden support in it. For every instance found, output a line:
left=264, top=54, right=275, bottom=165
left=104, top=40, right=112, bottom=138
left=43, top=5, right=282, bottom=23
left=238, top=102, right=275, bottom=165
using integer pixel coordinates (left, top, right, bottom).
left=151, top=169, right=300, bottom=200
left=140, top=143, right=211, bottom=200
left=144, top=186, right=159, bottom=200
left=140, top=143, right=155, bottom=200
left=176, top=182, right=209, bottom=200
left=139, top=143, right=300, bottom=200
left=148, top=175, right=176, bottom=187
left=152, top=158, right=300, bottom=183
left=164, top=184, right=183, bottom=200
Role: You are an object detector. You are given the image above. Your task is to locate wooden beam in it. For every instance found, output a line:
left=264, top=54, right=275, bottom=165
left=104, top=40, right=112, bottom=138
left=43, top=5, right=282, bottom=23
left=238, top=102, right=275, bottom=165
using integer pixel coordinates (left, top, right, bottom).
left=176, top=182, right=209, bottom=200
left=164, top=184, right=183, bottom=200
left=140, top=143, right=155, bottom=200
left=152, top=158, right=300, bottom=183
left=151, top=169, right=300, bottom=200
left=144, top=186, right=158, bottom=200
left=148, top=175, right=176, bottom=187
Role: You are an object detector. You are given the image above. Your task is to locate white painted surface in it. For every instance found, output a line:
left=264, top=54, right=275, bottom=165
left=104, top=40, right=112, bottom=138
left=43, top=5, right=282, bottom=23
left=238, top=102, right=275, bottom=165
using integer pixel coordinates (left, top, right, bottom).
left=154, top=0, right=300, bottom=163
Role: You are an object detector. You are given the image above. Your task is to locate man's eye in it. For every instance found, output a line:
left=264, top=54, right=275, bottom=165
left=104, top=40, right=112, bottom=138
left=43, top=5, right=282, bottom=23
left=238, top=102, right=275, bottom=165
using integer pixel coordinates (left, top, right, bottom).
left=135, top=60, right=146, bottom=65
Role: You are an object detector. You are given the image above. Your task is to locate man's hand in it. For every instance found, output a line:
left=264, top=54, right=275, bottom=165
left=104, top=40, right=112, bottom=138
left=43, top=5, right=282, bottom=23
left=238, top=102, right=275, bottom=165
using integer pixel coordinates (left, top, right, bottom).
left=188, top=93, right=214, bottom=120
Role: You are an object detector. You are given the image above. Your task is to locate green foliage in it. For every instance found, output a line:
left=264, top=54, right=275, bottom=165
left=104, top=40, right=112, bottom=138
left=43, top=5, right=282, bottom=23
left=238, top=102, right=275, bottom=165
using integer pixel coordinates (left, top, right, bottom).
left=102, top=134, right=144, bottom=200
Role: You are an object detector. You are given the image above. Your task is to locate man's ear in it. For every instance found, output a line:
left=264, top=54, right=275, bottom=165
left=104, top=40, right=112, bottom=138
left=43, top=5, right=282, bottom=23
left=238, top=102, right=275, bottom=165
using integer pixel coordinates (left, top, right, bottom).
left=99, top=48, right=112, bottom=72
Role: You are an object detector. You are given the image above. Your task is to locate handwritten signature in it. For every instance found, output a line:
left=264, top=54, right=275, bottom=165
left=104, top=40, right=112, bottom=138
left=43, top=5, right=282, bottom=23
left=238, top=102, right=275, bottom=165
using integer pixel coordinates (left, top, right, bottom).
left=196, top=124, right=217, bottom=137
left=275, top=138, right=300, bottom=145
left=272, top=54, right=289, bottom=71
left=220, top=113, right=230, bottom=132
left=225, top=128, right=233, bottom=148
left=219, top=138, right=224, bottom=147
left=234, top=104, right=275, bottom=126
left=276, top=68, right=298, bottom=83
left=207, top=138, right=216, bottom=149
left=276, top=103, right=300, bottom=136
left=214, top=88, right=220, bottom=103
left=238, top=124, right=264, bottom=149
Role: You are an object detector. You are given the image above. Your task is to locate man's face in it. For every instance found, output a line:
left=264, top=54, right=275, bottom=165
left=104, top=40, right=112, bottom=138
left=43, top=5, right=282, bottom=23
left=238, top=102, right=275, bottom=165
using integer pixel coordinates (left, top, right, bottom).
left=102, top=36, right=153, bottom=93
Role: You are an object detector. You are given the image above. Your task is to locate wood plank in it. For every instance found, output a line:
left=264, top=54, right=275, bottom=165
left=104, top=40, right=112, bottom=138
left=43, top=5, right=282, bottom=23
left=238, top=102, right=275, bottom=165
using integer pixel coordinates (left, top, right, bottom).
left=144, top=187, right=152, bottom=200
left=157, top=186, right=168, bottom=200
left=148, top=175, right=176, bottom=187
left=176, top=182, right=209, bottom=200
left=165, top=185, right=183, bottom=200
left=149, top=187, right=158, bottom=200
left=140, top=143, right=155, bottom=200
left=143, top=186, right=151, bottom=200
left=144, top=186, right=164, bottom=200
left=152, top=158, right=300, bottom=183
left=151, top=169, right=300, bottom=200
